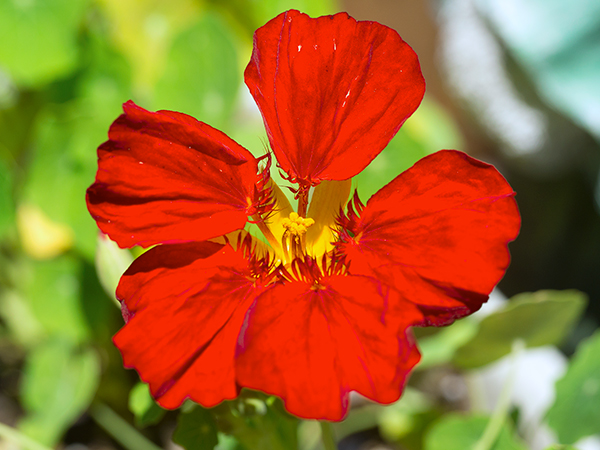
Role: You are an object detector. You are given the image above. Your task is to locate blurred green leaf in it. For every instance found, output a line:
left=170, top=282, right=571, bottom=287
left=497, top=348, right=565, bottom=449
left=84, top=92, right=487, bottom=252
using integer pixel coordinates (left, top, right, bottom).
left=19, top=339, right=100, bottom=446
left=213, top=396, right=298, bottom=450
left=0, top=421, right=54, bottom=450
left=0, top=290, right=44, bottom=347
left=453, top=290, right=587, bottom=369
left=330, top=387, right=431, bottom=443
left=95, top=233, right=133, bottom=302
left=23, top=255, right=90, bottom=343
left=0, top=158, right=15, bottom=236
left=417, top=319, right=479, bottom=370
left=208, top=0, right=338, bottom=37
left=544, top=446, right=580, bottom=450
left=90, top=402, right=163, bottom=450
left=0, top=0, right=88, bottom=87
left=97, top=0, right=200, bottom=98
left=355, top=95, right=462, bottom=200
left=154, top=11, right=240, bottom=129
left=424, top=414, right=527, bottom=450
left=80, top=259, right=121, bottom=342
left=22, top=49, right=129, bottom=260
left=129, top=382, right=166, bottom=428
left=22, top=105, right=97, bottom=259
left=173, top=405, right=219, bottom=450
left=546, top=330, right=600, bottom=444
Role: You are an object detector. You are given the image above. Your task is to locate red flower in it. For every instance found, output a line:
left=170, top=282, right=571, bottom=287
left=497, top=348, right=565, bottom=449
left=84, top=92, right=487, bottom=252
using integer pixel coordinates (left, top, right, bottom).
left=87, top=10, right=520, bottom=421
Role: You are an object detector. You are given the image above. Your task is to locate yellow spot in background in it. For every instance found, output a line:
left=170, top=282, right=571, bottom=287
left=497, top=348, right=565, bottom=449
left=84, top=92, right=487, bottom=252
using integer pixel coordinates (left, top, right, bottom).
left=17, top=204, right=73, bottom=260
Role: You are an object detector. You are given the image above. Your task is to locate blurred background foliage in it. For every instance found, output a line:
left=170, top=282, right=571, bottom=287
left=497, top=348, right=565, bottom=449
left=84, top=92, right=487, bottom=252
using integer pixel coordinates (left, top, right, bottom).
left=0, top=0, right=599, bottom=449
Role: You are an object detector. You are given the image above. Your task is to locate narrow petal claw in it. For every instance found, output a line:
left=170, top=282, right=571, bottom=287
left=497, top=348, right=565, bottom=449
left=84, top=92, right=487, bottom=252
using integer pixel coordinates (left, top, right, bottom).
left=113, top=241, right=267, bottom=409
left=87, top=101, right=261, bottom=248
left=245, top=10, right=425, bottom=186
left=337, top=150, right=521, bottom=325
left=235, top=273, right=422, bottom=421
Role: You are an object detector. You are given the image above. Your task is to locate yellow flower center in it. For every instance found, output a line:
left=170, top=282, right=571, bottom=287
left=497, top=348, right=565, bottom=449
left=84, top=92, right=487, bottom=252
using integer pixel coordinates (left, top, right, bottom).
left=280, top=212, right=315, bottom=262
left=253, top=179, right=352, bottom=266
left=281, top=212, right=315, bottom=235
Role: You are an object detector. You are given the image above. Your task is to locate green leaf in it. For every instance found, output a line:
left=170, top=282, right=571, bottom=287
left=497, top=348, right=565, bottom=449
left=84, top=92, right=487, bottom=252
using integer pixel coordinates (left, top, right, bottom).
left=128, top=382, right=166, bottom=428
left=0, top=0, right=88, bottom=86
left=95, top=233, right=133, bottom=302
left=173, top=405, right=219, bottom=450
left=22, top=54, right=129, bottom=260
left=546, top=330, right=600, bottom=444
left=97, top=0, right=200, bottom=96
left=210, top=0, right=338, bottom=37
left=154, top=11, right=240, bottom=129
left=0, top=290, right=45, bottom=347
left=213, top=396, right=298, bottom=450
left=22, top=105, right=97, bottom=259
left=328, top=387, right=432, bottom=443
left=544, top=446, right=580, bottom=450
left=453, top=290, right=587, bottom=369
left=0, top=158, right=15, bottom=237
left=424, top=414, right=527, bottom=450
left=19, top=339, right=100, bottom=446
left=22, top=255, right=91, bottom=343
left=416, top=319, right=479, bottom=370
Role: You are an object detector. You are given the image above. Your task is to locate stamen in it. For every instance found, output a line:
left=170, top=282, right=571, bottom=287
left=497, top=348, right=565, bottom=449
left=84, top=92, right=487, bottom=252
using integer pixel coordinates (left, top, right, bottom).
left=281, top=212, right=315, bottom=262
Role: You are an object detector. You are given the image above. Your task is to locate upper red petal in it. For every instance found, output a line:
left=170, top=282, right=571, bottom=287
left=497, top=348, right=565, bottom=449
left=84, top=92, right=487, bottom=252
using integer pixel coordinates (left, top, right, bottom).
left=113, top=241, right=265, bottom=409
left=245, top=10, right=425, bottom=186
left=87, top=101, right=260, bottom=248
left=235, top=273, right=421, bottom=421
left=337, top=150, right=521, bottom=325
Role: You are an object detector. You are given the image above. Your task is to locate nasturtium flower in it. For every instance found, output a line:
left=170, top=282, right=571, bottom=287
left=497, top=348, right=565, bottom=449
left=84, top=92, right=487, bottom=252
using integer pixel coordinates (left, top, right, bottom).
left=87, top=10, right=520, bottom=421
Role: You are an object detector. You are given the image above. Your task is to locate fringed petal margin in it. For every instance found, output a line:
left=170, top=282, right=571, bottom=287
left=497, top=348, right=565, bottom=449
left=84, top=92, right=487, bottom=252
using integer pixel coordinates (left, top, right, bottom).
left=336, top=150, right=521, bottom=326
left=113, top=240, right=269, bottom=409
left=87, top=101, right=264, bottom=248
left=245, top=10, right=425, bottom=186
left=235, top=272, right=422, bottom=421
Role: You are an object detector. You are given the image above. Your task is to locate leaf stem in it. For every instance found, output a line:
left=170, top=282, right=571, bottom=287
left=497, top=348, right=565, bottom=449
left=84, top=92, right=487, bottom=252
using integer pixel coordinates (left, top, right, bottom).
left=472, top=339, right=525, bottom=450
left=0, top=422, right=53, bottom=450
left=90, top=402, right=163, bottom=450
left=320, top=421, right=337, bottom=450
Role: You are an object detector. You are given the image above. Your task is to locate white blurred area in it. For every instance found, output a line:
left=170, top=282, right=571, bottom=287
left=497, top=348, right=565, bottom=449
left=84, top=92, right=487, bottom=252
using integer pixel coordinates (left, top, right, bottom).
left=469, top=291, right=600, bottom=450
left=437, top=0, right=548, bottom=156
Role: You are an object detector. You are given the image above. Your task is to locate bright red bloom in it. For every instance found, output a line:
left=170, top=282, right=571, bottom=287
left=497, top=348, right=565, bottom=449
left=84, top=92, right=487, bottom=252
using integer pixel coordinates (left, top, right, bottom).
left=87, top=10, right=520, bottom=421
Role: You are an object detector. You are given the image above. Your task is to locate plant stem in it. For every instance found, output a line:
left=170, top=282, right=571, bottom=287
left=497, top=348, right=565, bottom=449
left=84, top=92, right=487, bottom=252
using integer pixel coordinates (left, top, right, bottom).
left=298, top=189, right=309, bottom=218
left=320, top=421, right=337, bottom=450
left=472, top=339, right=525, bottom=450
left=90, top=402, right=163, bottom=450
left=0, top=422, right=53, bottom=450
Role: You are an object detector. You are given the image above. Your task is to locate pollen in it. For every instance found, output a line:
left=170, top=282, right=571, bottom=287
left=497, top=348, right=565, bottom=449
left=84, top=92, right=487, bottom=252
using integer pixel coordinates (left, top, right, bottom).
left=280, top=212, right=315, bottom=264
left=281, top=212, right=315, bottom=236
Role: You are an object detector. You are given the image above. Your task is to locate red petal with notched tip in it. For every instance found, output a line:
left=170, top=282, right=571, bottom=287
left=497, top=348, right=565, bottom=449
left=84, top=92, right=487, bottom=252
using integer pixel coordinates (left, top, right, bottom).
left=245, top=10, right=425, bottom=187
left=86, top=101, right=260, bottom=248
left=337, top=150, right=521, bottom=326
left=235, top=273, right=422, bottom=421
left=113, top=241, right=266, bottom=409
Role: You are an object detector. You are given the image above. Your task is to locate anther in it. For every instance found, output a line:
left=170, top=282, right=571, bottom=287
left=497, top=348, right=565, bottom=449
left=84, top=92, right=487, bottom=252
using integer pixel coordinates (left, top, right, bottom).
left=281, top=212, right=315, bottom=262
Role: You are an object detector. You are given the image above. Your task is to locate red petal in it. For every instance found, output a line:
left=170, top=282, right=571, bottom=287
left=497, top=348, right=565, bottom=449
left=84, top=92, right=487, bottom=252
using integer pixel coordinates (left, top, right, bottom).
left=113, top=241, right=265, bottom=409
left=87, top=101, right=260, bottom=248
left=245, top=10, right=425, bottom=186
left=235, top=274, right=421, bottom=421
left=337, top=150, right=521, bottom=325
